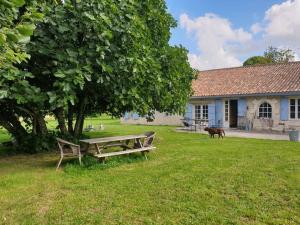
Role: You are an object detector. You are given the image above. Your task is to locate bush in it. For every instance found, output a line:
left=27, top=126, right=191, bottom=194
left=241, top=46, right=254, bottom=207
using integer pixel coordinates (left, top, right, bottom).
left=16, top=132, right=57, bottom=154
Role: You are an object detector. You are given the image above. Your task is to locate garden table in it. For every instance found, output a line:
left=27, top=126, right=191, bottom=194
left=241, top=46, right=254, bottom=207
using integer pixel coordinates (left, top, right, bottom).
left=80, top=134, right=147, bottom=155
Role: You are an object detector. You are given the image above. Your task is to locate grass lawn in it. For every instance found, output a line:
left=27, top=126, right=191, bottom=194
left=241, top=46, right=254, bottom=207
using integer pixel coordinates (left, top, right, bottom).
left=0, top=117, right=299, bottom=224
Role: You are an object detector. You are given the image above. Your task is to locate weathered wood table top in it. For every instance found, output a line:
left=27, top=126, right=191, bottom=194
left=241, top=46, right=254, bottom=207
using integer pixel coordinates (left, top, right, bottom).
left=80, top=134, right=146, bottom=145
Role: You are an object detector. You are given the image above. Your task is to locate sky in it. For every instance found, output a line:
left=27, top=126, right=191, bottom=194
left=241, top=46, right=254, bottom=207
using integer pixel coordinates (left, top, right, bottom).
left=165, top=0, right=300, bottom=70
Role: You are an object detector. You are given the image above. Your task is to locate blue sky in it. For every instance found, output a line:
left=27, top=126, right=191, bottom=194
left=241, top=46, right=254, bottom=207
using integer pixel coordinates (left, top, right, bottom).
left=165, top=0, right=300, bottom=70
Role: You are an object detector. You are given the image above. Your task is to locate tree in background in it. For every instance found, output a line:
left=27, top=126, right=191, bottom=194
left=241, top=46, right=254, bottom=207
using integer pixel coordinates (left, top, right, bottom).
left=243, top=46, right=295, bottom=66
left=264, top=46, right=295, bottom=63
left=0, top=0, right=194, bottom=152
left=243, top=56, right=272, bottom=66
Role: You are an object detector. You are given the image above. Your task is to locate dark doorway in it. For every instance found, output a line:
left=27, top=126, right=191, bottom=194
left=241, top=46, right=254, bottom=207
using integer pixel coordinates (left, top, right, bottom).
left=229, top=100, right=238, bottom=128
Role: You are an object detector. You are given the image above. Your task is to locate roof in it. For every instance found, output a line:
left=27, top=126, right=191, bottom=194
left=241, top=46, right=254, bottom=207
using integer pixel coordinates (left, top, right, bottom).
left=192, top=61, right=300, bottom=98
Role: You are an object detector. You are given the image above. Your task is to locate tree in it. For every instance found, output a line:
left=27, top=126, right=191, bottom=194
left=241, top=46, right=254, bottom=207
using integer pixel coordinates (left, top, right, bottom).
left=1, top=0, right=194, bottom=151
left=243, top=46, right=295, bottom=67
left=243, top=56, right=272, bottom=66
left=0, top=0, right=47, bottom=147
left=264, top=46, right=295, bottom=63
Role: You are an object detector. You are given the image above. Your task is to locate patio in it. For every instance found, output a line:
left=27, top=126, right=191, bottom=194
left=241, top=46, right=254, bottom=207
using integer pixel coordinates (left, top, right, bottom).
left=176, top=127, right=290, bottom=141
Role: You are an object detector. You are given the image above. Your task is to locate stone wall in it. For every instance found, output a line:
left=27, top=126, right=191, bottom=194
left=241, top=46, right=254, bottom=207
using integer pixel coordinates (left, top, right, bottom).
left=120, top=111, right=182, bottom=126
left=246, top=96, right=300, bottom=131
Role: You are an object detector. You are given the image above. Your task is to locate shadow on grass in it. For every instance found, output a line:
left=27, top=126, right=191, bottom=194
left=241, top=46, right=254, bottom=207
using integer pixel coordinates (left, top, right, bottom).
left=63, top=154, right=147, bottom=175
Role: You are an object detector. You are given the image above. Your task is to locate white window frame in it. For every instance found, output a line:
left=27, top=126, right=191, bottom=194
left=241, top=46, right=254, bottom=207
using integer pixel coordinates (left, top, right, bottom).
left=258, top=102, right=272, bottom=119
left=195, top=105, right=208, bottom=122
left=289, top=98, right=300, bottom=120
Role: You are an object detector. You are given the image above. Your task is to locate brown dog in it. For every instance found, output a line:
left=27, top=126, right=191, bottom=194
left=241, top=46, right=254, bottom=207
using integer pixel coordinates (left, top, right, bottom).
left=204, top=127, right=225, bottom=139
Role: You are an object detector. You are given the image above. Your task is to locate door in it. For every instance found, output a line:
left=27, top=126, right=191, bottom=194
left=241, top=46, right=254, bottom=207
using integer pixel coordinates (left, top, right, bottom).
left=229, top=100, right=238, bottom=128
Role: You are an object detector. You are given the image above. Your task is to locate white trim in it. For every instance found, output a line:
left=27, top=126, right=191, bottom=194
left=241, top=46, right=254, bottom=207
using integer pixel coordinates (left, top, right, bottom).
left=223, top=99, right=230, bottom=128
left=258, top=102, right=272, bottom=119
left=194, top=104, right=208, bottom=121
left=288, top=97, right=300, bottom=120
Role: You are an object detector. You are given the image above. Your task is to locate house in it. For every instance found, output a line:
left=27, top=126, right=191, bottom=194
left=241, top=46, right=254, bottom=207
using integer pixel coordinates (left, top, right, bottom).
left=121, top=62, right=300, bottom=131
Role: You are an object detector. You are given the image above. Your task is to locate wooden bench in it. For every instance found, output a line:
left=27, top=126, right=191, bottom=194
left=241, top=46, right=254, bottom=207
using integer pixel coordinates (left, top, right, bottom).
left=93, top=146, right=156, bottom=162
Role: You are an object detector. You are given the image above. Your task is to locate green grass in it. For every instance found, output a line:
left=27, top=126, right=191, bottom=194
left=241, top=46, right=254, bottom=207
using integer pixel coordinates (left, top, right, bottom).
left=0, top=117, right=299, bottom=224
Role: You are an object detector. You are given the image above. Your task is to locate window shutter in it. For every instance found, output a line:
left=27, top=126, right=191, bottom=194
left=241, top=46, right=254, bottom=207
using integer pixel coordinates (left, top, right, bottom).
left=208, top=103, right=216, bottom=127
left=238, top=98, right=247, bottom=117
left=280, top=97, right=289, bottom=121
left=215, top=99, right=223, bottom=127
left=185, top=104, right=193, bottom=120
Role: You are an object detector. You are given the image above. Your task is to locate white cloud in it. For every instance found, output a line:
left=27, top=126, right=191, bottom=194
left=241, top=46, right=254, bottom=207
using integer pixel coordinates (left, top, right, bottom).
left=248, top=0, right=300, bottom=58
left=180, top=13, right=252, bottom=70
left=179, top=0, right=300, bottom=70
left=264, top=0, right=300, bottom=50
left=250, top=0, right=300, bottom=61
left=251, top=23, right=263, bottom=34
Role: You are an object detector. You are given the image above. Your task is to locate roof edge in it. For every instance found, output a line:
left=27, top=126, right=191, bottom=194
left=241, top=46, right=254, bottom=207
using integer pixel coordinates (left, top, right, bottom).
left=190, top=91, right=300, bottom=99
left=196, top=61, right=300, bottom=74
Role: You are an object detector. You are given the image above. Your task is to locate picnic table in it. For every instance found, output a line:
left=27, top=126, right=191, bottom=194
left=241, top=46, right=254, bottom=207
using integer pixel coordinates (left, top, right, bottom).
left=80, top=133, right=156, bottom=162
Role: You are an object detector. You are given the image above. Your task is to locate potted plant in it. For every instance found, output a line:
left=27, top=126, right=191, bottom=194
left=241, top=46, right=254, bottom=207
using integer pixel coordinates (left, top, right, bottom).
left=288, top=128, right=300, bottom=142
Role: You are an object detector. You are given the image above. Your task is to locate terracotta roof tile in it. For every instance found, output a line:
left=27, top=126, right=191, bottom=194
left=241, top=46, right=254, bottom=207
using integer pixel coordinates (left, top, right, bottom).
left=192, top=61, right=300, bottom=97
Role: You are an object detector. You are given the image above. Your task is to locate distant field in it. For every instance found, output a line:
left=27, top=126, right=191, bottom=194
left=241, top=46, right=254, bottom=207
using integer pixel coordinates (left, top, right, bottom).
left=0, top=117, right=299, bottom=224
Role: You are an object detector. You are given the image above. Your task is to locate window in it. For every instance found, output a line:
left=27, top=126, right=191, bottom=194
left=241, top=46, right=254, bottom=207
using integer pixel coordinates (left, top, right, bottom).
left=225, top=100, right=229, bottom=121
left=259, top=102, right=272, bottom=118
left=195, top=105, right=208, bottom=122
left=290, top=99, right=300, bottom=119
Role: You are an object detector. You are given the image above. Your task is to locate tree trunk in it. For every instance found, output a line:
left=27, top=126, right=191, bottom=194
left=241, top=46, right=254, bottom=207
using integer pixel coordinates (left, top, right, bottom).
left=16, top=106, right=48, bottom=135
left=34, top=112, right=48, bottom=135
left=73, top=96, right=87, bottom=137
left=54, top=107, right=67, bottom=134
left=67, top=103, right=74, bottom=134
left=0, top=114, right=28, bottom=145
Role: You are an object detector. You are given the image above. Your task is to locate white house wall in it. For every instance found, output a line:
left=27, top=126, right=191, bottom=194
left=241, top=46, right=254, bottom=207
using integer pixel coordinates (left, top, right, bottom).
left=120, top=111, right=182, bottom=126
left=246, top=96, right=300, bottom=131
left=121, top=96, right=300, bottom=130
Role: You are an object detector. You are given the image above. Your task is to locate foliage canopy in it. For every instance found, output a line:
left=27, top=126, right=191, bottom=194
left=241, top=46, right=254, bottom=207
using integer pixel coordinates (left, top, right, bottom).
left=243, top=56, right=272, bottom=66
left=243, top=46, right=295, bottom=67
left=0, top=0, right=194, bottom=151
left=264, top=46, right=295, bottom=63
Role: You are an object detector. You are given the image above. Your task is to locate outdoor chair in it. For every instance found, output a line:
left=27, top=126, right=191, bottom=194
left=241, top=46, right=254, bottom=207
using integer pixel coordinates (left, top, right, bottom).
left=56, top=138, right=84, bottom=170
left=133, top=131, right=156, bottom=149
left=143, top=131, right=156, bottom=147
left=182, top=120, right=197, bottom=131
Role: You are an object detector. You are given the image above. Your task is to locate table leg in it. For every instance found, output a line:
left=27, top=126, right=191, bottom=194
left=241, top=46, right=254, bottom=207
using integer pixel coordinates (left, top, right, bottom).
left=123, top=140, right=131, bottom=150
left=120, top=140, right=129, bottom=150
left=95, top=144, right=102, bottom=154
left=136, top=138, right=143, bottom=148
left=81, top=143, right=90, bottom=153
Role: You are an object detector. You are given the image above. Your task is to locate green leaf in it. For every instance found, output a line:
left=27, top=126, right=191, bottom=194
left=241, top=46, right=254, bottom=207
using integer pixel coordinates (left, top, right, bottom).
left=83, top=12, right=95, bottom=20
left=84, top=74, right=91, bottom=81
left=66, top=49, right=78, bottom=58
left=17, top=35, right=31, bottom=44
left=31, top=12, right=44, bottom=20
left=16, top=24, right=36, bottom=36
left=54, top=71, right=66, bottom=78
left=58, top=25, right=69, bottom=33
left=0, top=33, right=6, bottom=45
left=70, top=98, right=75, bottom=106
left=6, top=33, right=19, bottom=42
left=11, top=0, right=25, bottom=7
left=0, top=90, right=8, bottom=99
